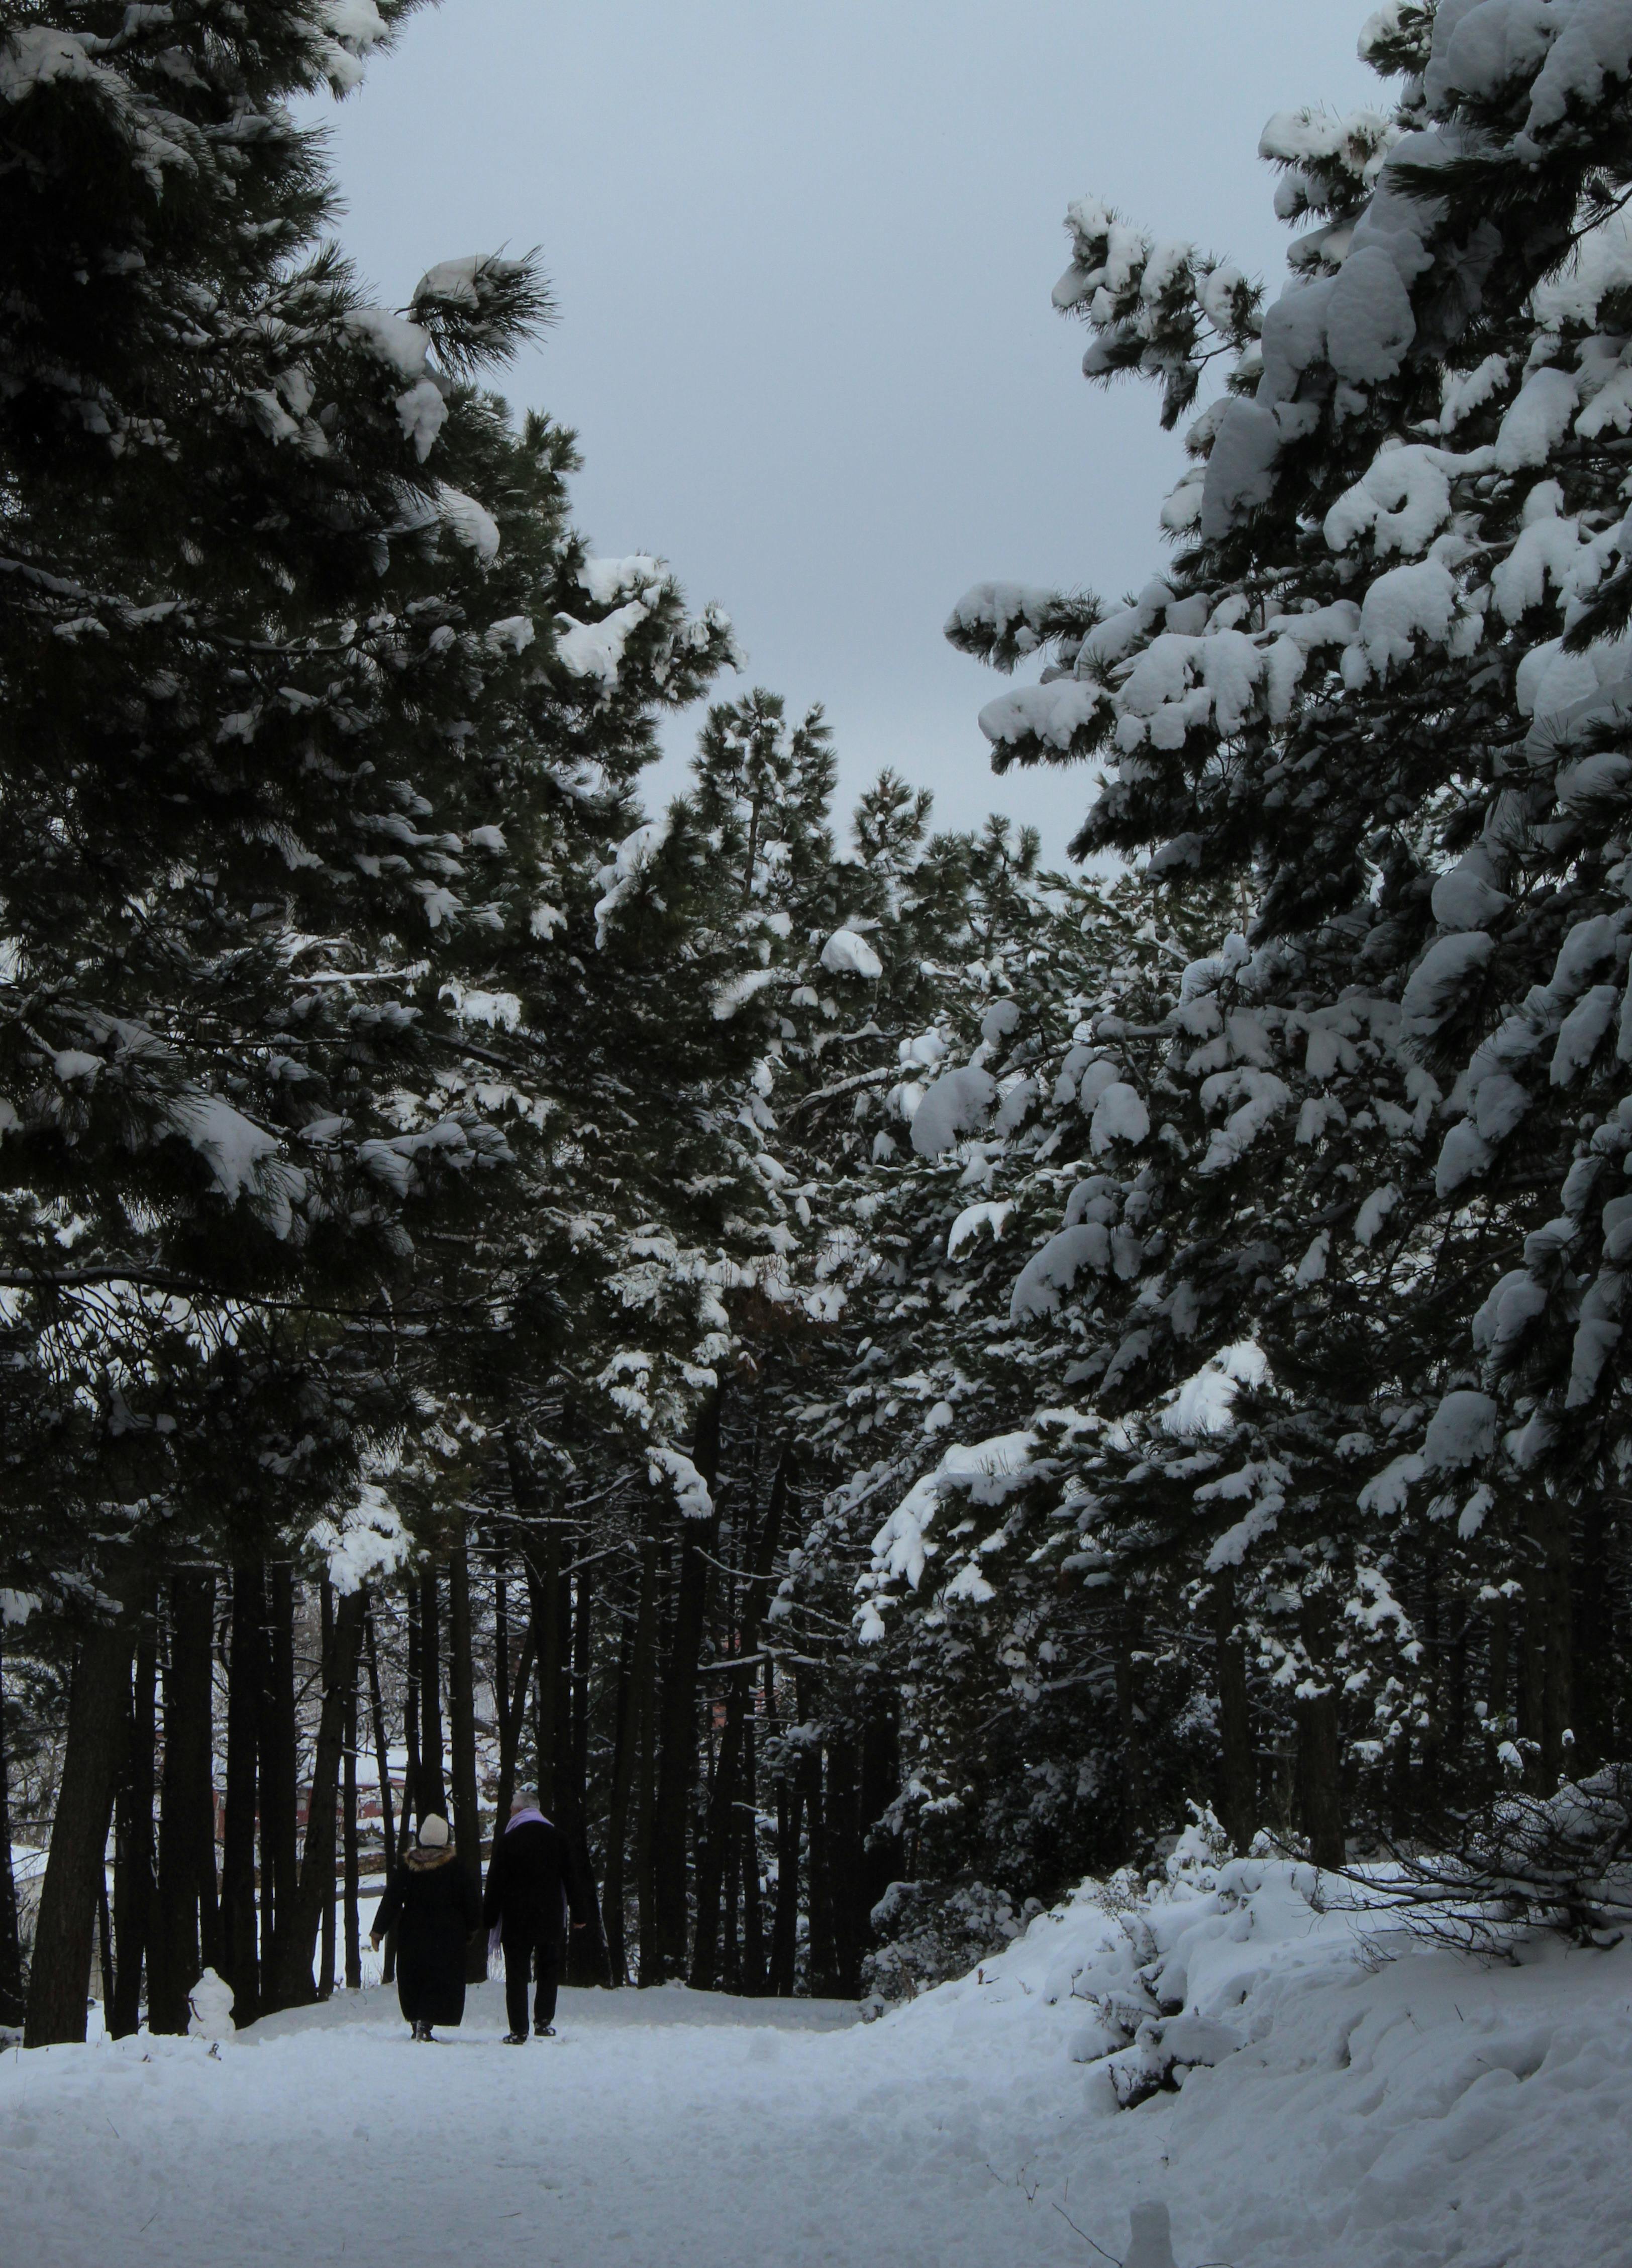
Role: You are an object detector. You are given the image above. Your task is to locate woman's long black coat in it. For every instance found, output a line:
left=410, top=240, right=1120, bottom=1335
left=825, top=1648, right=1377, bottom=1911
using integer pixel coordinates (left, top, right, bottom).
left=372, top=1848, right=481, bottom=2028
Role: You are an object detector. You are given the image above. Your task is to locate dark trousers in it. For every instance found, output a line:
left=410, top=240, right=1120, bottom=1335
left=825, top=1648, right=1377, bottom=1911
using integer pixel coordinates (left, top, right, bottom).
left=503, top=1930, right=563, bottom=2033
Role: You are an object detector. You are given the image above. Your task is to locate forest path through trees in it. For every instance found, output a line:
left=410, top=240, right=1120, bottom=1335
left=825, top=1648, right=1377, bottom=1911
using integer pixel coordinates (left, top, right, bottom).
left=0, top=1983, right=1106, bottom=2268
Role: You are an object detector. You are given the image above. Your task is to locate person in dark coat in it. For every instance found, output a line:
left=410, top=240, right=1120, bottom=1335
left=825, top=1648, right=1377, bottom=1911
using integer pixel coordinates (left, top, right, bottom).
left=370, top=1814, right=481, bottom=2041
left=483, top=1793, right=592, bottom=2043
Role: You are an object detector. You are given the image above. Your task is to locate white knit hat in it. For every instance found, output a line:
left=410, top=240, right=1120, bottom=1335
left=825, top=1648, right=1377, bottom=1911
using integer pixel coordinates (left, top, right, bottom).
left=418, top=1814, right=450, bottom=1849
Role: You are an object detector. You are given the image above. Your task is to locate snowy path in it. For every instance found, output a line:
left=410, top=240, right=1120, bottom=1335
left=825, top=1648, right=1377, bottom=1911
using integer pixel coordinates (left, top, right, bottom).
left=6, top=1902, right=1632, bottom=2268
left=0, top=1982, right=1108, bottom=2268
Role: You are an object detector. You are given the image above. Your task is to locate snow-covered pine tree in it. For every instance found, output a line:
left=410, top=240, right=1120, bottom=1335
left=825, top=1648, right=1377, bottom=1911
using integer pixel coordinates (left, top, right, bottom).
left=926, top=0, right=1632, bottom=1897
left=0, top=0, right=759, bottom=2036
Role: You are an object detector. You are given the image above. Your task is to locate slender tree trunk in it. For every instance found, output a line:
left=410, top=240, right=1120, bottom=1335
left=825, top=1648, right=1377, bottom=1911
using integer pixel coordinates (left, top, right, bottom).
left=221, top=1563, right=262, bottom=2022
left=1421, top=1540, right=1445, bottom=1822
left=152, top=1571, right=217, bottom=2032
left=740, top=1718, right=765, bottom=1996
left=362, top=1597, right=395, bottom=1974
left=267, top=1565, right=299, bottom=1935
left=318, top=1581, right=338, bottom=2002
left=722, top=1804, right=741, bottom=1993
left=803, top=1724, right=837, bottom=1997
left=768, top=1658, right=801, bottom=1999
left=494, top=1564, right=509, bottom=1758
left=0, top=1618, right=28, bottom=2027
left=96, top=1870, right=116, bottom=2019
left=826, top=1726, right=865, bottom=1998
left=859, top=1689, right=901, bottom=1927
left=420, top=1568, right=446, bottom=1820
left=343, top=1626, right=361, bottom=1992
left=565, top=1549, right=606, bottom=1987
left=634, top=1532, right=662, bottom=1987
left=257, top=1570, right=276, bottom=1966
left=528, top=1525, right=564, bottom=1818
left=26, top=1612, right=135, bottom=2047
left=1212, top=1568, right=1257, bottom=1853
left=486, top=1609, right=538, bottom=1877
left=602, top=1615, right=635, bottom=1987
left=447, top=1542, right=486, bottom=1983
left=769, top=1775, right=802, bottom=1997
left=691, top=1446, right=787, bottom=1991
left=386, top=1594, right=422, bottom=1985
left=404, top=1585, right=423, bottom=1832
left=111, top=1615, right=157, bottom=2039
left=653, top=1389, right=724, bottom=1979
left=1114, top=1594, right=1147, bottom=1853
left=1484, top=1588, right=1511, bottom=1796
left=1536, top=1491, right=1574, bottom=1785
left=569, top=1550, right=591, bottom=1834
left=263, top=1589, right=365, bottom=2012
left=1296, top=1593, right=1346, bottom=1870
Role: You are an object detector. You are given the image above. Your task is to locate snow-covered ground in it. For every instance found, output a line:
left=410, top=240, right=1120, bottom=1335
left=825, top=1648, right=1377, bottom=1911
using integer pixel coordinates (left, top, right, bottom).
left=4, top=1851, right=1630, bottom=2268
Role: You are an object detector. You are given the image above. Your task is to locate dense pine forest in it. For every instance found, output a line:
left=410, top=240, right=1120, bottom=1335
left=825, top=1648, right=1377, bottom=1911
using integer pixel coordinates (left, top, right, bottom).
left=7, top=0, right=1632, bottom=2061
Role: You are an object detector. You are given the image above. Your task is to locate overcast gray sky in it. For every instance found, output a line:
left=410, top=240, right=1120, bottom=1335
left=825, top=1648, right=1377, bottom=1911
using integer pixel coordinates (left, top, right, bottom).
left=321, top=1, right=1375, bottom=858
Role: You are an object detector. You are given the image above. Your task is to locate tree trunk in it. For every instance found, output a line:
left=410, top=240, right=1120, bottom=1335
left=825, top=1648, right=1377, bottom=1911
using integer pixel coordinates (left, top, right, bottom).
left=1114, top=1594, right=1147, bottom=1853
left=1484, top=1587, right=1511, bottom=1796
left=447, top=1542, right=486, bottom=1984
left=826, top=1725, right=865, bottom=1998
left=803, top=1730, right=837, bottom=1997
left=343, top=1622, right=361, bottom=1992
left=602, top=1614, right=635, bottom=1987
left=111, top=1615, right=157, bottom=2039
left=363, top=1600, right=394, bottom=1873
left=96, top=1869, right=116, bottom=2018
left=859, top=1689, right=902, bottom=1927
left=565, top=1552, right=606, bottom=1987
left=1420, top=1539, right=1445, bottom=1822
left=1538, top=1491, right=1574, bottom=1786
left=387, top=1593, right=422, bottom=1985
left=220, top=1563, right=262, bottom=2022
left=1296, top=1593, right=1346, bottom=1870
left=0, top=1619, right=26, bottom=2027
left=653, top=1389, right=724, bottom=1979
left=362, top=1597, right=396, bottom=1976
left=151, top=1571, right=217, bottom=2033
left=25, top=1612, right=134, bottom=2047
left=528, top=1524, right=564, bottom=1818
left=569, top=1548, right=591, bottom=1834
left=739, top=1718, right=765, bottom=1996
left=769, top=1775, right=802, bottom=1997
left=420, top=1568, right=447, bottom=1821
left=767, top=1658, right=801, bottom=1999
left=318, top=1580, right=338, bottom=2002
left=266, top=1565, right=299, bottom=1940
left=1212, top=1569, right=1257, bottom=1854
left=690, top=1446, right=788, bottom=1992
left=485, top=1606, right=538, bottom=1879
left=634, top=1531, right=662, bottom=1987
left=263, top=1589, right=366, bottom=2013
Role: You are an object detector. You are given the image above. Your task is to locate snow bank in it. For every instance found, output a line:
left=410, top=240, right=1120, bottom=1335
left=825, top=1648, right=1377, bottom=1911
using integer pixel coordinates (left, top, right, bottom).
left=876, top=1823, right=1632, bottom=2267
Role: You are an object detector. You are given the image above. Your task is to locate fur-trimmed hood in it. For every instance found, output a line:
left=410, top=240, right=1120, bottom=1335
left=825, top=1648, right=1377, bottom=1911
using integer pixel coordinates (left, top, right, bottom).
left=403, top=1844, right=459, bottom=1873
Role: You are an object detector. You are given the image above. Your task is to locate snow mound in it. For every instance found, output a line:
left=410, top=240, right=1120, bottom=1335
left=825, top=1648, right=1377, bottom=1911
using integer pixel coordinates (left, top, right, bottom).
left=876, top=1821, right=1632, bottom=2268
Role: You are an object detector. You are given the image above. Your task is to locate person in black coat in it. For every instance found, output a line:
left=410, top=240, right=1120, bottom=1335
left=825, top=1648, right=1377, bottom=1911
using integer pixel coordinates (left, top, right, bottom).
left=370, top=1814, right=481, bottom=2040
left=483, top=1794, right=592, bottom=2043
